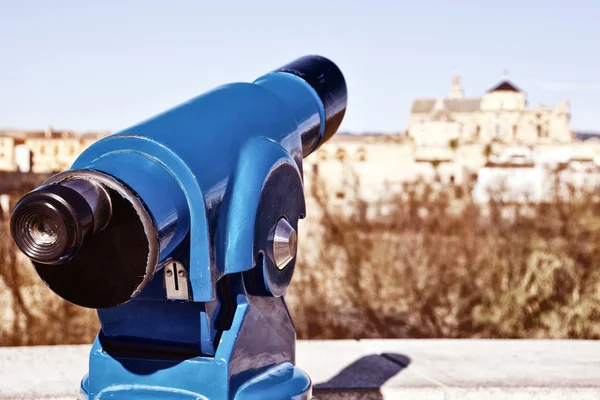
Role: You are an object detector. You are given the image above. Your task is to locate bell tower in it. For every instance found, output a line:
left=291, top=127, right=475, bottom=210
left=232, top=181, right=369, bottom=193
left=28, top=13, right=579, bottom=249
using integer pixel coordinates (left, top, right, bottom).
left=449, top=75, right=464, bottom=99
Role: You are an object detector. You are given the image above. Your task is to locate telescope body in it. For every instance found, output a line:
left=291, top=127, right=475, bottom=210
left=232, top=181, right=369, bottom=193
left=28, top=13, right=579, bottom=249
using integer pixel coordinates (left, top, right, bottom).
left=10, top=55, right=347, bottom=399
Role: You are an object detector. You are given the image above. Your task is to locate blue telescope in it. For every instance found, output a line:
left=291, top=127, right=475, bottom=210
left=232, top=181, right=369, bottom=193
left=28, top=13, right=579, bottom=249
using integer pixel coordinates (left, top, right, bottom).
left=10, top=55, right=347, bottom=399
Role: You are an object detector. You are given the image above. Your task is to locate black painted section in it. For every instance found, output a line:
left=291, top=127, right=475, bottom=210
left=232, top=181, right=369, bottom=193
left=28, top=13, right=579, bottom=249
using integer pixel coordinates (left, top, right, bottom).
left=11, top=183, right=93, bottom=265
left=275, top=55, right=348, bottom=150
left=32, top=187, right=151, bottom=308
left=244, top=162, right=305, bottom=297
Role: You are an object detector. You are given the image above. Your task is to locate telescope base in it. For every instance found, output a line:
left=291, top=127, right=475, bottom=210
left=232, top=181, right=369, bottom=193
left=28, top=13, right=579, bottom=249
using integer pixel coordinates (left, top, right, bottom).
left=78, top=336, right=312, bottom=400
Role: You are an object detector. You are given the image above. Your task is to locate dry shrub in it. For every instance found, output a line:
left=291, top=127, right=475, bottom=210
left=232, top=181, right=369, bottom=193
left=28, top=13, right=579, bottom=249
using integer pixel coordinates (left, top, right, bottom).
left=287, top=166, right=600, bottom=339
left=2, top=168, right=600, bottom=346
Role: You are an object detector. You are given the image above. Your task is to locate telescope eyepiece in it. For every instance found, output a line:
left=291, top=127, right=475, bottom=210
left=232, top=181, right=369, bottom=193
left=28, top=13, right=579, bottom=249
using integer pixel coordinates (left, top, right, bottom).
left=10, top=180, right=111, bottom=265
left=274, top=55, right=347, bottom=150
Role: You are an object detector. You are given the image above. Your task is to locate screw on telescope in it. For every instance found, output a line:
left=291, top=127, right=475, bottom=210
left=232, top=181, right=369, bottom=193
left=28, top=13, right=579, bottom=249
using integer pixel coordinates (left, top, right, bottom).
left=10, top=179, right=112, bottom=265
left=271, top=218, right=297, bottom=270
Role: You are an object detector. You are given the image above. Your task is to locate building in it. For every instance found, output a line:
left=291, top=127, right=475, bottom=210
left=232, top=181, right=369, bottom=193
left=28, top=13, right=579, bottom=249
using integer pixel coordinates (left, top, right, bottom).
left=304, top=134, right=415, bottom=204
left=0, top=136, right=16, bottom=171
left=0, top=70, right=597, bottom=207
left=472, top=147, right=600, bottom=204
left=408, top=76, right=573, bottom=147
left=0, top=128, right=107, bottom=173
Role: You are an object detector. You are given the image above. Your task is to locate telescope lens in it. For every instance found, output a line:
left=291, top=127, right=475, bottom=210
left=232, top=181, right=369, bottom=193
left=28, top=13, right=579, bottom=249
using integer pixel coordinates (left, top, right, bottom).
left=31, top=215, right=59, bottom=245
left=11, top=184, right=94, bottom=265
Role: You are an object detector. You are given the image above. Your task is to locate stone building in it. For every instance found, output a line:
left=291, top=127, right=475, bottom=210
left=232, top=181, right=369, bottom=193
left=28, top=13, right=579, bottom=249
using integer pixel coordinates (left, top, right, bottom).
left=0, top=136, right=17, bottom=171
left=0, top=128, right=107, bottom=173
left=407, top=76, right=573, bottom=146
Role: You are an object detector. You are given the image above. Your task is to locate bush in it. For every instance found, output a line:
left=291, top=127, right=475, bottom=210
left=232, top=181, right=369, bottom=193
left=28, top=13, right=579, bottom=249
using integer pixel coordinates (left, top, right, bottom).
left=286, top=167, right=600, bottom=339
left=1, top=169, right=600, bottom=346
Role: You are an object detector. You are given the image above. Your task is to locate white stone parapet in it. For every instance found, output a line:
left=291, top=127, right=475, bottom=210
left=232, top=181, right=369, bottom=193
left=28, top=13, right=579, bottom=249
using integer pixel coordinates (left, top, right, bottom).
left=0, top=340, right=599, bottom=399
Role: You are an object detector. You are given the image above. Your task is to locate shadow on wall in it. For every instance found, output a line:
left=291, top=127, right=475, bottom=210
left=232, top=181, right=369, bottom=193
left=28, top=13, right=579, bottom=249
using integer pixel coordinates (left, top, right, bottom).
left=313, top=353, right=411, bottom=400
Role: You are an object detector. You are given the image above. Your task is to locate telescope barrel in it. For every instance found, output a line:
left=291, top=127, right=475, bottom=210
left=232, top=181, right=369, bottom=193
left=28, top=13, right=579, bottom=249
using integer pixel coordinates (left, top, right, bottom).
left=274, top=55, right=347, bottom=154
left=257, top=55, right=347, bottom=157
left=8, top=54, right=348, bottom=399
left=9, top=54, right=347, bottom=309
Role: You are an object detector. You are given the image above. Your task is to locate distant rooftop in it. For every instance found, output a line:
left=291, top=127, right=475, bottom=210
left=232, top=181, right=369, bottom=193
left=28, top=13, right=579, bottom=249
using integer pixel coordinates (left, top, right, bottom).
left=487, top=80, right=522, bottom=93
left=411, top=76, right=529, bottom=114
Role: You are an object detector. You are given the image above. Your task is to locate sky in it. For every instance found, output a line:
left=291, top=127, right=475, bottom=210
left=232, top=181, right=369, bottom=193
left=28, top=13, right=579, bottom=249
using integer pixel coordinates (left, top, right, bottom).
left=0, top=1, right=599, bottom=134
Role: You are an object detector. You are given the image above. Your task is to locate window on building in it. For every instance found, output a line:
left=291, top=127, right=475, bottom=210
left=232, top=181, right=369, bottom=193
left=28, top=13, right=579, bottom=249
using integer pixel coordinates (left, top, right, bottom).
left=356, top=148, right=367, bottom=162
left=335, top=148, right=347, bottom=161
left=537, top=124, right=542, bottom=138
left=512, top=125, right=517, bottom=139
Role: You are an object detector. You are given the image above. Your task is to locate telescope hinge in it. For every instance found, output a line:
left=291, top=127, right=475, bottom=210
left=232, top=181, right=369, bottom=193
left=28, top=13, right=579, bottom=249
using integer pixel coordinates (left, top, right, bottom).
left=164, top=261, right=191, bottom=301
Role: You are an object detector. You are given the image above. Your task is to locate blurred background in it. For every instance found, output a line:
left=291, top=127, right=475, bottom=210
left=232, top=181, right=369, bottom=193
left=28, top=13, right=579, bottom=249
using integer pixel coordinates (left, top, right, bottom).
left=1, top=0, right=600, bottom=345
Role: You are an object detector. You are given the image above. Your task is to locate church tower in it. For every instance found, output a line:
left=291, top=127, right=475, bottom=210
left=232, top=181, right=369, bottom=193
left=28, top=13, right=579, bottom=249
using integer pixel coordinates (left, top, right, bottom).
left=449, top=75, right=464, bottom=99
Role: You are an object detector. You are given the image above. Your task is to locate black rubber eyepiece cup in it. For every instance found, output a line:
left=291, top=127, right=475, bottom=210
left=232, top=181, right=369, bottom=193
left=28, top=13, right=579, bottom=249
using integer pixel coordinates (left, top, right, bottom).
left=10, top=184, right=93, bottom=265
left=274, top=55, right=348, bottom=150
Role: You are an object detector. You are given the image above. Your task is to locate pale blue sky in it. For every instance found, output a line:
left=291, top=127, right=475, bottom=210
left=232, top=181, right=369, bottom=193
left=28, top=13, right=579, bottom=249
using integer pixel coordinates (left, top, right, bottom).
left=0, top=1, right=598, bottom=134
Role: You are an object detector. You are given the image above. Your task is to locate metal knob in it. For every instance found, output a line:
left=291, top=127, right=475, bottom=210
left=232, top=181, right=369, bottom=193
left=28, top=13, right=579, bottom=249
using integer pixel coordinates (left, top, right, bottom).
left=271, top=218, right=297, bottom=270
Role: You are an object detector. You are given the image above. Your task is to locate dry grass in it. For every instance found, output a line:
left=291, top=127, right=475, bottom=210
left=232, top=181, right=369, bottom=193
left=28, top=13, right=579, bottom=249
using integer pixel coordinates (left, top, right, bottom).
left=287, top=166, right=600, bottom=339
left=1, top=169, right=600, bottom=346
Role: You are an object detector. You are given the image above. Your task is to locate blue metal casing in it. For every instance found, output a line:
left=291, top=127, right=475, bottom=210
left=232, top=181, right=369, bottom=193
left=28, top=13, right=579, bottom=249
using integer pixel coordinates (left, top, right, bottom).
left=15, top=55, right=347, bottom=400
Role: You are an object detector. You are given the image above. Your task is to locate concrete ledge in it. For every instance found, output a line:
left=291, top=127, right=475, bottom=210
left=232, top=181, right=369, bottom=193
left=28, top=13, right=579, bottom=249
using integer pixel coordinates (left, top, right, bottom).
left=1, top=340, right=600, bottom=399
